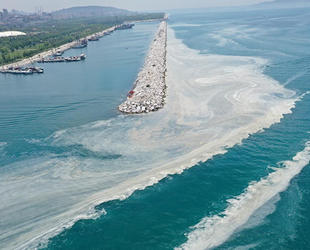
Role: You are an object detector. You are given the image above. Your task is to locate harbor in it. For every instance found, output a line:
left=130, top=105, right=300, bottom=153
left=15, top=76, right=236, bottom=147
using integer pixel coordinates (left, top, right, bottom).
left=0, top=25, right=115, bottom=71
left=0, top=16, right=168, bottom=75
left=118, top=21, right=167, bottom=114
left=0, top=19, right=168, bottom=75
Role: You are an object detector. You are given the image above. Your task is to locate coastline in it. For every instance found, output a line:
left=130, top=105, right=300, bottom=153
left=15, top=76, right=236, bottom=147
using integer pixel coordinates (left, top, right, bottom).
left=118, top=21, right=168, bottom=114
left=0, top=16, right=168, bottom=70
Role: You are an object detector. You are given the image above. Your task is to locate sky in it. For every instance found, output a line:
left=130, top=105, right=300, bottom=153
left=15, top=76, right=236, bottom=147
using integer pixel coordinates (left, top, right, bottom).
left=0, top=0, right=274, bottom=12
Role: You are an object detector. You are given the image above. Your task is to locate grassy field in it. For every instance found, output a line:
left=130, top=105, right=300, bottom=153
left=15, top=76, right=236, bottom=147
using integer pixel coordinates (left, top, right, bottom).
left=0, top=13, right=165, bottom=66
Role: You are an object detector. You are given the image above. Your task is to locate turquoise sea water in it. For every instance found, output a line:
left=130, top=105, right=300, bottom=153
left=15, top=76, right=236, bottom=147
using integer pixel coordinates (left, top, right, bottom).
left=0, top=23, right=158, bottom=167
left=1, top=7, right=310, bottom=250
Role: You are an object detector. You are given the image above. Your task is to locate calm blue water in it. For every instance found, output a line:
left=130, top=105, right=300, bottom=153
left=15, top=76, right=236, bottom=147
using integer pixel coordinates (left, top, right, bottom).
left=0, top=23, right=158, bottom=167
left=1, top=7, right=310, bottom=250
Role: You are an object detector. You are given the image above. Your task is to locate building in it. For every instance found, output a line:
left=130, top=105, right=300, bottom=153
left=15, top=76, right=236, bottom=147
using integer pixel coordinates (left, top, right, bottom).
left=3, top=9, right=8, bottom=17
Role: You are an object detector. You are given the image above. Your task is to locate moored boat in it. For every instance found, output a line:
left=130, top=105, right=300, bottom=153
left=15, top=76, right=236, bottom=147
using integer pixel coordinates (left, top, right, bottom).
left=72, top=39, right=88, bottom=49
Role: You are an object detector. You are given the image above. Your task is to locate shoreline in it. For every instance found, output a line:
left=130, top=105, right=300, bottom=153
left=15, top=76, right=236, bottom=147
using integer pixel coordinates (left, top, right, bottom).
left=0, top=26, right=115, bottom=70
left=118, top=21, right=168, bottom=114
left=0, top=17, right=168, bottom=70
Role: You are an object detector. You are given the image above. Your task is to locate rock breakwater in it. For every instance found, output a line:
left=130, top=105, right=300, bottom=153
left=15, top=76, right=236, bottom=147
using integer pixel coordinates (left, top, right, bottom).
left=118, top=21, right=167, bottom=114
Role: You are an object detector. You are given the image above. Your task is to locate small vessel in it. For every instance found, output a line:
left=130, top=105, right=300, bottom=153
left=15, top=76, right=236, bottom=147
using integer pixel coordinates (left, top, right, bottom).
left=0, top=66, right=44, bottom=75
left=72, top=39, right=88, bottom=49
left=115, top=23, right=135, bottom=30
left=38, top=54, right=86, bottom=63
left=88, top=36, right=99, bottom=41
left=27, top=67, right=44, bottom=73
left=52, top=50, right=64, bottom=57
left=103, top=31, right=113, bottom=35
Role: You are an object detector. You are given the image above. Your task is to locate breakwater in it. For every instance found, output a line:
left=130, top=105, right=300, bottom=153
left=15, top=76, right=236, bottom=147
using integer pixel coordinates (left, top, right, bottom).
left=118, top=21, right=167, bottom=114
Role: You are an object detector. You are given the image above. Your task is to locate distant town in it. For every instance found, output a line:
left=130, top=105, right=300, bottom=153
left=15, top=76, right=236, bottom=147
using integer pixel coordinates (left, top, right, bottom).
left=0, top=8, right=53, bottom=29
left=0, top=6, right=165, bottom=65
left=0, top=6, right=141, bottom=30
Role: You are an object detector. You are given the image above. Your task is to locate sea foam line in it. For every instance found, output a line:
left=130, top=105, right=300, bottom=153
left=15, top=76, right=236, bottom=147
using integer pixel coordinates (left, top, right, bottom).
left=176, top=141, right=310, bottom=250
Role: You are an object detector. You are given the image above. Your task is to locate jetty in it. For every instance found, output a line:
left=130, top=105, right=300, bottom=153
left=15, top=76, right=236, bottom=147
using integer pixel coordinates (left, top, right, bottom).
left=118, top=21, right=167, bottom=114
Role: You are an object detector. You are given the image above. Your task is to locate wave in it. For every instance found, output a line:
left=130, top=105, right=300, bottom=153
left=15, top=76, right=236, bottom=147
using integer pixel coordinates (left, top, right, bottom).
left=0, top=28, right=299, bottom=250
left=284, top=70, right=309, bottom=86
left=169, top=23, right=204, bottom=28
left=0, top=142, right=7, bottom=157
left=176, top=141, right=310, bottom=250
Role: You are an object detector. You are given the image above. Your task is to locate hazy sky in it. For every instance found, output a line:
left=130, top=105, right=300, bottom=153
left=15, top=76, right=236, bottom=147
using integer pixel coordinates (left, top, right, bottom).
left=0, top=0, right=273, bottom=12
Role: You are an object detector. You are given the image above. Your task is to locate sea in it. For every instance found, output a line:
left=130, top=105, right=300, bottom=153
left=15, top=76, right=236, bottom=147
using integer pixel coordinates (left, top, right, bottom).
left=0, top=6, right=310, bottom=250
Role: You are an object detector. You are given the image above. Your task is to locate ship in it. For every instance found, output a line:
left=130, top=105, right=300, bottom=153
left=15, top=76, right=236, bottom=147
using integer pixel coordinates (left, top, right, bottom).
left=115, top=23, right=135, bottom=30
left=38, top=54, right=86, bottom=63
left=52, top=50, right=64, bottom=57
left=0, top=67, right=44, bottom=75
left=88, top=35, right=99, bottom=41
left=72, top=39, right=88, bottom=49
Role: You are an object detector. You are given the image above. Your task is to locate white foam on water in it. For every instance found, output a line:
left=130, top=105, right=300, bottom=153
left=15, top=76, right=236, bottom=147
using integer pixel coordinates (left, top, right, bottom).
left=176, top=141, right=310, bottom=250
left=0, top=28, right=299, bottom=250
left=169, top=23, right=203, bottom=28
left=284, top=70, right=309, bottom=86
left=0, top=142, right=7, bottom=156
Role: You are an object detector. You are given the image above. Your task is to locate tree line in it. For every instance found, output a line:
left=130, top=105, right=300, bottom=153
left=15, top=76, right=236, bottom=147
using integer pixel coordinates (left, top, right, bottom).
left=0, top=13, right=165, bottom=65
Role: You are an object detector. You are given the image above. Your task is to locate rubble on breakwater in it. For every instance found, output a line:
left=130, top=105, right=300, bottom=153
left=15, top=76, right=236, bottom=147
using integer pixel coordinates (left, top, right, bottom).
left=118, top=21, right=167, bottom=114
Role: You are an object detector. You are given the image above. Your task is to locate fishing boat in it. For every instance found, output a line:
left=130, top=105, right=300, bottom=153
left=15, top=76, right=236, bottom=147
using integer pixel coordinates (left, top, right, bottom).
left=88, top=36, right=99, bottom=41
left=52, top=50, right=64, bottom=57
left=38, top=54, right=86, bottom=63
left=115, top=23, right=135, bottom=30
left=72, top=39, right=88, bottom=49
left=0, top=67, right=44, bottom=75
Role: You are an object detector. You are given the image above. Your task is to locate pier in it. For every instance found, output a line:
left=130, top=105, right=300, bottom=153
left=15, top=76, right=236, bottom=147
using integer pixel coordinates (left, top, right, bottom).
left=118, top=21, right=167, bottom=114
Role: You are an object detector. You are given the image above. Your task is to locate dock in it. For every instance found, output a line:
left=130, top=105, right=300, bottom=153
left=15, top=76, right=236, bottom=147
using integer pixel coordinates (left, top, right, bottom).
left=118, top=21, right=167, bottom=114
